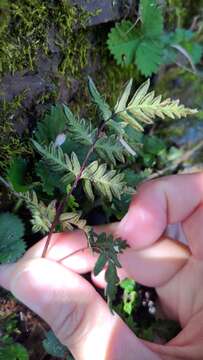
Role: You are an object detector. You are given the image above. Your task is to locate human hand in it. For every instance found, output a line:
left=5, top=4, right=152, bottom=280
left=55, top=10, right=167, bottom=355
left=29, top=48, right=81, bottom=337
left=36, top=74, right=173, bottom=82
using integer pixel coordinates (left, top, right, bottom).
left=0, top=173, right=203, bottom=360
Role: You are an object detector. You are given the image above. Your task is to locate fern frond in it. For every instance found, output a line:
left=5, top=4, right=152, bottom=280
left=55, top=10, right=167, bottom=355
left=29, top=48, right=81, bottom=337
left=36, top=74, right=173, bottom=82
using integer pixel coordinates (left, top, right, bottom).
left=114, top=79, right=133, bottom=113
left=32, top=140, right=80, bottom=183
left=88, top=77, right=112, bottom=121
left=117, top=79, right=198, bottom=130
left=95, top=135, right=126, bottom=164
left=60, top=212, right=90, bottom=233
left=23, top=191, right=56, bottom=234
left=81, top=161, right=125, bottom=201
left=64, top=105, right=94, bottom=146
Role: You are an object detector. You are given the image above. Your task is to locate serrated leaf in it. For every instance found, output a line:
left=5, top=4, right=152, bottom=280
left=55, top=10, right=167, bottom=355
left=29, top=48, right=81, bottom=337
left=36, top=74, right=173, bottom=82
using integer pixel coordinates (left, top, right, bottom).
left=136, top=39, right=163, bottom=76
left=107, top=20, right=139, bottom=66
left=107, top=0, right=164, bottom=76
left=0, top=213, right=26, bottom=264
left=35, top=105, right=67, bottom=144
left=0, top=343, right=29, bottom=360
left=140, top=0, right=163, bottom=38
left=94, top=253, right=108, bottom=276
left=88, top=77, right=112, bottom=121
left=7, top=157, right=30, bottom=193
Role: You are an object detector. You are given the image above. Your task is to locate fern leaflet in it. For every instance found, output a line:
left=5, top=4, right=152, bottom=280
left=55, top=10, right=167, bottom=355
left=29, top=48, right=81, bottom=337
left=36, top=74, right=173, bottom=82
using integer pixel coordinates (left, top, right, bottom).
left=115, top=79, right=198, bottom=130
left=60, top=212, right=90, bottom=232
left=95, top=135, right=126, bottom=165
left=23, top=191, right=56, bottom=234
left=88, top=77, right=112, bottom=121
left=81, top=161, right=125, bottom=201
left=32, top=140, right=80, bottom=183
left=64, top=105, right=94, bottom=146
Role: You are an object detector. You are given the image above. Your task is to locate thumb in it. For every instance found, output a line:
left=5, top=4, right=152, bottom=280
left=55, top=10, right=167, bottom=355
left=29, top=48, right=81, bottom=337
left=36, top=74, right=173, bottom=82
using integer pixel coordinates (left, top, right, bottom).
left=0, top=258, right=116, bottom=359
left=0, top=258, right=161, bottom=360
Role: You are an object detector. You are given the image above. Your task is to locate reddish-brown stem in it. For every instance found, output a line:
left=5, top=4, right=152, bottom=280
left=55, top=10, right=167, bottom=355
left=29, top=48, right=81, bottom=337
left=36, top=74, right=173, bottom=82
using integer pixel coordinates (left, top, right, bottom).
left=42, top=118, right=110, bottom=257
left=58, top=246, right=89, bottom=262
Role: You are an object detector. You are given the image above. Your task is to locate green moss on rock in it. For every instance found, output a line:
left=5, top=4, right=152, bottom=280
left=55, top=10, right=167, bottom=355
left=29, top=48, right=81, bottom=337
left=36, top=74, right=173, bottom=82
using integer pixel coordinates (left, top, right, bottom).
left=0, top=0, right=90, bottom=78
left=0, top=95, right=32, bottom=173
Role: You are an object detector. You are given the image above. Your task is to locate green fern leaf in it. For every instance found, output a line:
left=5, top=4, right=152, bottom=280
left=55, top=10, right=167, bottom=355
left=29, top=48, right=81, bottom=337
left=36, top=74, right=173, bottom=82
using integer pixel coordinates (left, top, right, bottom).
left=82, top=161, right=125, bottom=201
left=32, top=140, right=80, bottom=183
left=23, top=191, right=56, bottom=234
left=95, top=135, right=126, bottom=165
left=64, top=105, right=94, bottom=146
left=114, top=79, right=133, bottom=113
left=88, top=77, right=112, bottom=121
left=36, top=160, right=65, bottom=196
left=0, top=213, right=26, bottom=264
left=60, top=211, right=90, bottom=233
left=83, top=178, right=94, bottom=201
left=118, top=79, right=198, bottom=130
left=91, top=232, right=129, bottom=309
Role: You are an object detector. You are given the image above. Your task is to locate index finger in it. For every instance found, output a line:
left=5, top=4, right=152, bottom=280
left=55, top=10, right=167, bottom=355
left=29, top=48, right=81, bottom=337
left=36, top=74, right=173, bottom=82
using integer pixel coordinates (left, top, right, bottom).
left=116, top=172, right=203, bottom=249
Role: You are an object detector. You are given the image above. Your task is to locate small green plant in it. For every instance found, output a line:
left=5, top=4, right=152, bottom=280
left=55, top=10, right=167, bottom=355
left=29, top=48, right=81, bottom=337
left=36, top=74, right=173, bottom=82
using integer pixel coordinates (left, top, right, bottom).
left=0, top=314, right=29, bottom=360
left=0, top=76, right=198, bottom=359
left=107, top=0, right=203, bottom=76
left=0, top=213, right=26, bottom=264
left=0, top=77, right=197, bottom=308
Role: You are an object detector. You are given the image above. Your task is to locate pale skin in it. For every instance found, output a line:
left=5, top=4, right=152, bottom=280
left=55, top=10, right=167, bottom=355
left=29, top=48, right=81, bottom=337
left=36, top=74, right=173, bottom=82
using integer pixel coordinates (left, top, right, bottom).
left=0, top=173, right=203, bottom=359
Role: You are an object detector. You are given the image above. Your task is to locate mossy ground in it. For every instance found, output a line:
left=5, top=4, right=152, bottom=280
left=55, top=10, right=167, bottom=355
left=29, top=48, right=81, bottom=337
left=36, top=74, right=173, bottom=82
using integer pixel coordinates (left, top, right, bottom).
left=0, top=0, right=90, bottom=77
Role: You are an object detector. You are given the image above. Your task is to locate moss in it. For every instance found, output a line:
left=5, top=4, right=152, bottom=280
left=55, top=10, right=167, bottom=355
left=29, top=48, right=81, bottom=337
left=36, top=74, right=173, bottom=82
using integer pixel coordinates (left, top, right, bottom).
left=54, top=1, right=90, bottom=77
left=0, top=94, right=32, bottom=173
left=0, top=0, right=91, bottom=78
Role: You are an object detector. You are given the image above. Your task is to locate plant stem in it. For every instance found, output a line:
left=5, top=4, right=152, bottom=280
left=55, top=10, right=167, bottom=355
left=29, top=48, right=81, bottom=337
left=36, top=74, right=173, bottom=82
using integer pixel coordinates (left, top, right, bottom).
left=58, top=246, right=88, bottom=262
left=42, top=118, right=108, bottom=257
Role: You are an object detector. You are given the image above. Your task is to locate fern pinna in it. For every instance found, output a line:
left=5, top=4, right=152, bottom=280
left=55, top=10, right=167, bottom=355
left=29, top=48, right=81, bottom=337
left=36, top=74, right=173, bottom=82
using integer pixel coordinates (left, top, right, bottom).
left=1, top=77, right=197, bottom=308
